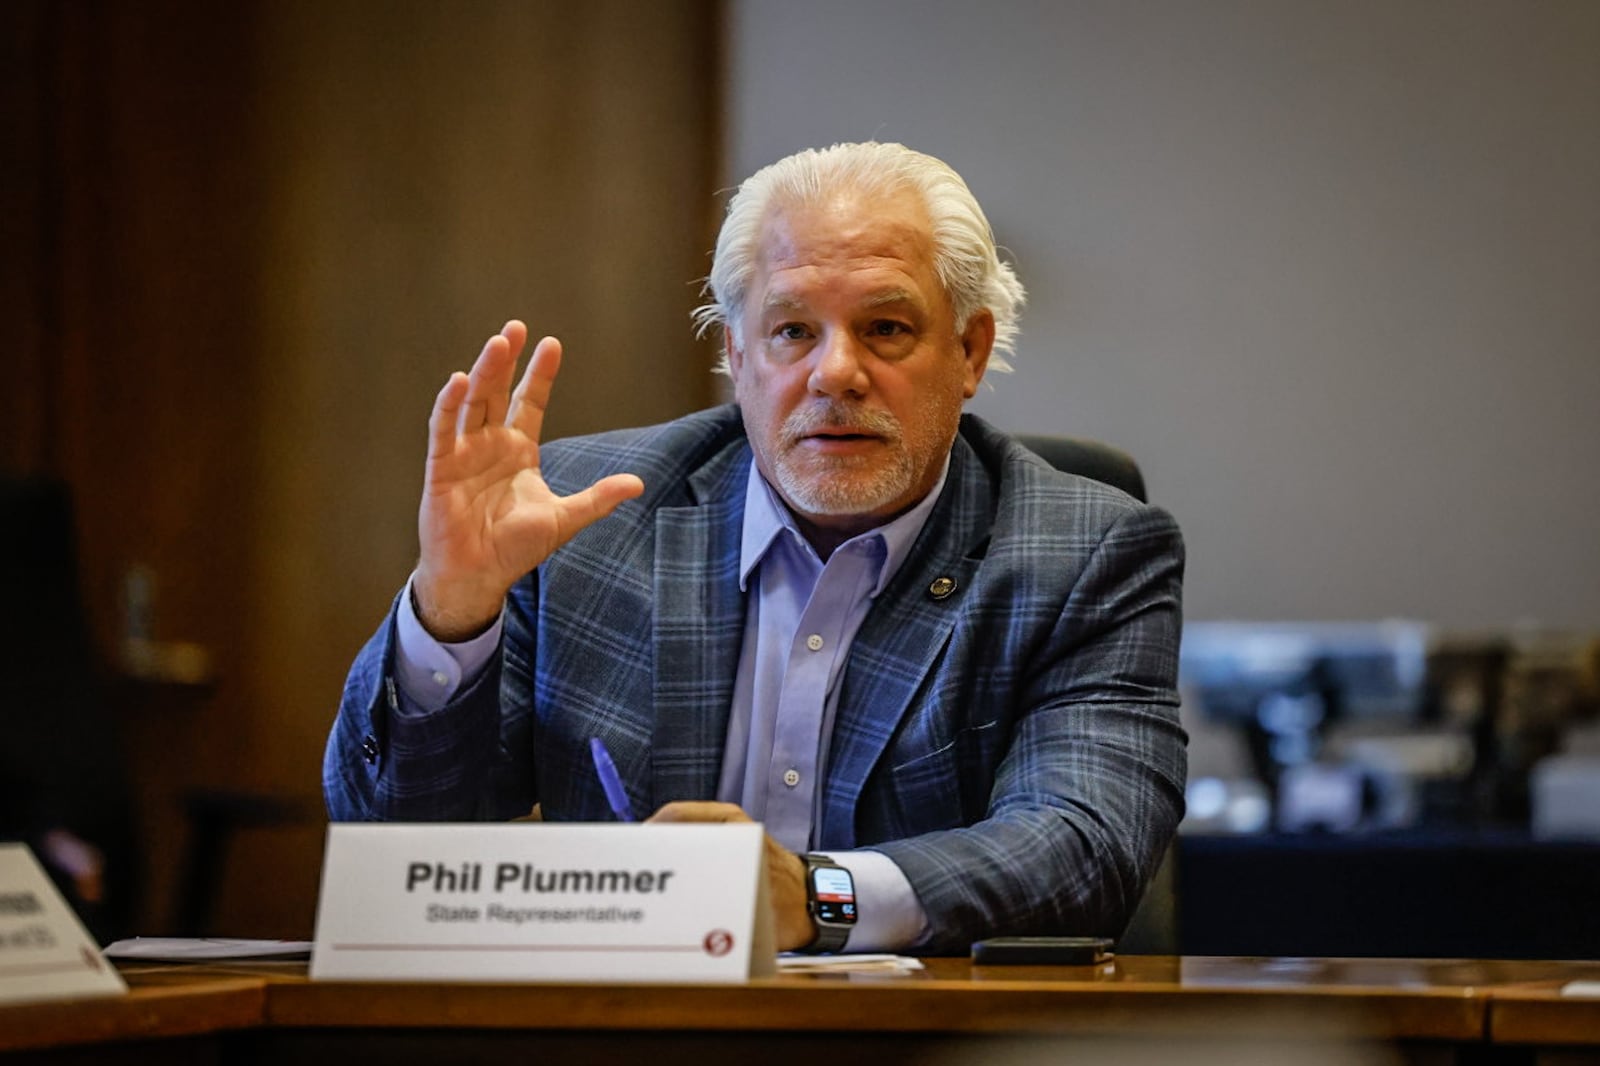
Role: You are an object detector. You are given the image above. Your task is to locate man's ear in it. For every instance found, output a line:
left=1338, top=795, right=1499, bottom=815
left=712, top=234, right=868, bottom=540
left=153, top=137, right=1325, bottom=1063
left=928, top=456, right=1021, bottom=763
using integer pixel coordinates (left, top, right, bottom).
left=724, top=325, right=745, bottom=379
left=959, top=310, right=995, bottom=399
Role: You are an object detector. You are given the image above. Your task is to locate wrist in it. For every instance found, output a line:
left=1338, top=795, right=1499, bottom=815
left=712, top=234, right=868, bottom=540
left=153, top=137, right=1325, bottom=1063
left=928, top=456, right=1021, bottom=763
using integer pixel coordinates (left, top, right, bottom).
left=410, top=570, right=503, bottom=642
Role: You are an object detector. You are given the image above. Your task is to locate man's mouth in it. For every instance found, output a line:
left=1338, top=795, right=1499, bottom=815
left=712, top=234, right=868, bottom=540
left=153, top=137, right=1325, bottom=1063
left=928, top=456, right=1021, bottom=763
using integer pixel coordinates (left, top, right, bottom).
left=793, top=426, right=887, bottom=452
left=783, top=404, right=900, bottom=450
left=803, top=427, right=879, bottom=441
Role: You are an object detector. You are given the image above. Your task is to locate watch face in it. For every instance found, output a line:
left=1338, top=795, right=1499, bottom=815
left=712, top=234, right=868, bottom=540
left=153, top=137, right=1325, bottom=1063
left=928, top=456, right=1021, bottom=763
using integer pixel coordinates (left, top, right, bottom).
left=811, top=865, right=857, bottom=925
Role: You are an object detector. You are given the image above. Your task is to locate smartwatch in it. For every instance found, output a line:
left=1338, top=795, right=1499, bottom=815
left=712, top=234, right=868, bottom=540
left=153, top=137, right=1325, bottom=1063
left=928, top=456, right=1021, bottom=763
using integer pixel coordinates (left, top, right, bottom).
left=801, top=853, right=857, bottom=953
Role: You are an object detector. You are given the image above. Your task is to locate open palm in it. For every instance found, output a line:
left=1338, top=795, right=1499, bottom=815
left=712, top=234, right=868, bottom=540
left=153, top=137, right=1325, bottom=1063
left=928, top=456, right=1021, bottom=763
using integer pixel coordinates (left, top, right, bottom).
left=413, top=322, right=643, bottom=640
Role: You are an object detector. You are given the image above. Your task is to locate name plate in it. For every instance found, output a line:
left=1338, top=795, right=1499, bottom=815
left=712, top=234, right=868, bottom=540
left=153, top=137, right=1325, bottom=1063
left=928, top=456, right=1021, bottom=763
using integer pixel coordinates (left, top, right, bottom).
left=0, top=844, right=126, bottom=1005
left=310, top=823, right=774, bottom=983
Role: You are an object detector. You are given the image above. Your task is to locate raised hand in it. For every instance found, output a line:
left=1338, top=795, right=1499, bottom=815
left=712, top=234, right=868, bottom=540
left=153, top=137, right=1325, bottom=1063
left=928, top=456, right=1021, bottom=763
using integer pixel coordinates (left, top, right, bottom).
left=412, top=321, right=644, bottom=640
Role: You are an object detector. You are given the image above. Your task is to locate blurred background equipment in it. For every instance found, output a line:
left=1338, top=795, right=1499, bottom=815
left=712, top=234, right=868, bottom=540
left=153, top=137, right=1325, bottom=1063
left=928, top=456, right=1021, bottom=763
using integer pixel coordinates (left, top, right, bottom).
left=1175, top=621, right=1600, bottom=958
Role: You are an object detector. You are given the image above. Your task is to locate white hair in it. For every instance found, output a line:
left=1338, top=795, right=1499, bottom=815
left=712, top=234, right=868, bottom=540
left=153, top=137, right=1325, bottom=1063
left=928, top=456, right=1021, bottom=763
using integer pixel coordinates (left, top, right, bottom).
left=692, top=142, right=1026, bottom=375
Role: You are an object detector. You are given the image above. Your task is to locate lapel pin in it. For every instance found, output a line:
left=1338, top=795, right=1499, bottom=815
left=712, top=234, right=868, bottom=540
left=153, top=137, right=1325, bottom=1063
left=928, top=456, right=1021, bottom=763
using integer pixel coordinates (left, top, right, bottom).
left=928, top=576, right=957, bottom=600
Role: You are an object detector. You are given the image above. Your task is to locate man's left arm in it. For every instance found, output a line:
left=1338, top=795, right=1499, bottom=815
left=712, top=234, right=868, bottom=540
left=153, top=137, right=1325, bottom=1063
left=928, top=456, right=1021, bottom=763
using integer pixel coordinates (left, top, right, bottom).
left=865, top=504, right=1186, bottom=954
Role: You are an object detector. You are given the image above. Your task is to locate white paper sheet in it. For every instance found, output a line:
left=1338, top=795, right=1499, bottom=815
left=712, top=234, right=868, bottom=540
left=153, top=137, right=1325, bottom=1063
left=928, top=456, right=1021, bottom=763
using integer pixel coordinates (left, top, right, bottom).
left=104, top=938, right=313, bottom=961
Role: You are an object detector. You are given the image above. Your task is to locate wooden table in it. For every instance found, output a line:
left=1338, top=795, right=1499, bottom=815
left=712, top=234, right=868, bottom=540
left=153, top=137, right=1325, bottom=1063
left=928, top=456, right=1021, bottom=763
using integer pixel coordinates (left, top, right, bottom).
left=5, top=956, right=1600, bottom=1064
left=0, top=966, right=262, bottom=1056
left=1486, top=977, right=1600, bottom=1048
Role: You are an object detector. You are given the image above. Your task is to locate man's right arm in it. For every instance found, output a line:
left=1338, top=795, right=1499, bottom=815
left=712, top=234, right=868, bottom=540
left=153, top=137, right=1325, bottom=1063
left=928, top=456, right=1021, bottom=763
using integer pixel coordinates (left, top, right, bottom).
left=322, top=584, right=511, bottom=821
left=325, top=321, right=642, bottom=821
left=393, top=574, right=504, bottom=714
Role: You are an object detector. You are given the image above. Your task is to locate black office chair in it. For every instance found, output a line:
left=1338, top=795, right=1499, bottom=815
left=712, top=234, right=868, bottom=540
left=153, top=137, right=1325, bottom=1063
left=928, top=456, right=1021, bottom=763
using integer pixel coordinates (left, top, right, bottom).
left=0, top=477, right=140, bottom=942
left=1012, top=434, right=1147, bottom=503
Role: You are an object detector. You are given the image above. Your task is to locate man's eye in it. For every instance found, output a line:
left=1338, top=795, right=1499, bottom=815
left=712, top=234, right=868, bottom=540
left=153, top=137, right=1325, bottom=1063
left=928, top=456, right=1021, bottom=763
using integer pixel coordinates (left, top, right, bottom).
left=868, top=320, right=909, bottom=337
left=776, top=324, right=810, bottom=341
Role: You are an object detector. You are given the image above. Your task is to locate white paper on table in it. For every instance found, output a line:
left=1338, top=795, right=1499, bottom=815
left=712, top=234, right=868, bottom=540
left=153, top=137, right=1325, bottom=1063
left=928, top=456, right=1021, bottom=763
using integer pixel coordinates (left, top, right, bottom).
left=104, top=938, right=313, bottom=961
left=778, top=953, right=924, bottom=975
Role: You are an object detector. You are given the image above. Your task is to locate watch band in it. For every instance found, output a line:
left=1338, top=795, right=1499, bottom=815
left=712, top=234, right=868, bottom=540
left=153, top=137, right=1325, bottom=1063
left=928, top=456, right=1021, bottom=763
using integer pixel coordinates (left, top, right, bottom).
left=802, top=853, right=855, bottom=954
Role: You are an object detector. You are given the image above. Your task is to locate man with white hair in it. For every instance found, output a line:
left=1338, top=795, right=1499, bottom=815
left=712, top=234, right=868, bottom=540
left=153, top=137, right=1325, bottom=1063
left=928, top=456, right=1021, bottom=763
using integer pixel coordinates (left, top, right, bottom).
left=325, top=142, right=1187, bottom=954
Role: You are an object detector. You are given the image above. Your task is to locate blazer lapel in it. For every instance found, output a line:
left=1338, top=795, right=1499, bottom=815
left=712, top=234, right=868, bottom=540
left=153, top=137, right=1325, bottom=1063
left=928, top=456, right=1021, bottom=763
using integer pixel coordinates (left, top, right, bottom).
left=649, top=439, right=750, bottom=808
left=818, top=433, right=995, bottom=847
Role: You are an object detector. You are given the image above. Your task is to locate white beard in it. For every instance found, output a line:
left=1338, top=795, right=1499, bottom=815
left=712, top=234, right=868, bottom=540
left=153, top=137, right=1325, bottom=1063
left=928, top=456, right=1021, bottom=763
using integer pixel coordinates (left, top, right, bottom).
left=770, top=400, right=910, bottom=515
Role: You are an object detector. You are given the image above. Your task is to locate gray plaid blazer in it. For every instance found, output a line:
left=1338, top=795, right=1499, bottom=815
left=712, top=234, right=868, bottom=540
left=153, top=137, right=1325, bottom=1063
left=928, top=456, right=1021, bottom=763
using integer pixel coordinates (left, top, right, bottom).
left=325, top=406, right=1186, bottom=951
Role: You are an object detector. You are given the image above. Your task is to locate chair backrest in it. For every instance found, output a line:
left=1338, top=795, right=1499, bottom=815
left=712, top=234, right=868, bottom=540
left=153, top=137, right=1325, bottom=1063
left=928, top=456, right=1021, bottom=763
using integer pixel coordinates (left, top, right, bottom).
left=1012, top=434, right=1148, bottom=502
left=0, top=475, right=137, bottom=941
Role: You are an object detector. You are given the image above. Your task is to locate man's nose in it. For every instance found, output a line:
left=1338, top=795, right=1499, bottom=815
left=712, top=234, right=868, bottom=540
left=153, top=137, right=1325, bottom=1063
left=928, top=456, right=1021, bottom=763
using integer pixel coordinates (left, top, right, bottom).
left=807, top=330, right=869, bottom=397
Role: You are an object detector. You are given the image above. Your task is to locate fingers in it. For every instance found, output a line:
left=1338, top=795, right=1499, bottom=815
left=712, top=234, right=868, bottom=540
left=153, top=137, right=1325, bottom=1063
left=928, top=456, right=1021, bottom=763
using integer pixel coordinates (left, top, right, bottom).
left=500, top=319, right=529, bottom=358
left=767, top=844, right=814, bottom=951
left=427, top=371, right=470, bottom=460
left=646, top=801, right=752, bottom=824
left=507, top=335, right=562, bottom=443
left=644, top=805, right=811, bottom=950
left=556, top=473, right=646, bottom=536
left=460, top=321, right=527, bottom=435
left=428, top=321, right=532, bottom=459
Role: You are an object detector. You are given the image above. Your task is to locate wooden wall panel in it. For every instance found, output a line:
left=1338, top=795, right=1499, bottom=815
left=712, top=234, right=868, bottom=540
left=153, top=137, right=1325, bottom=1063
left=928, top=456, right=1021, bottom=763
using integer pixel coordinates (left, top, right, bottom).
left=0, top=2, right=52, bottom=472
left=4, top=0, right=719, bottom=937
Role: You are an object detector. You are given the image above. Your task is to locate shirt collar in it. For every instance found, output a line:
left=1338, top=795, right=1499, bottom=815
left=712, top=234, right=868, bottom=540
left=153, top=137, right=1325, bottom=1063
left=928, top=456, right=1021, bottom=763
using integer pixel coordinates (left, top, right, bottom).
left=739, top=451, right=951, bottom=595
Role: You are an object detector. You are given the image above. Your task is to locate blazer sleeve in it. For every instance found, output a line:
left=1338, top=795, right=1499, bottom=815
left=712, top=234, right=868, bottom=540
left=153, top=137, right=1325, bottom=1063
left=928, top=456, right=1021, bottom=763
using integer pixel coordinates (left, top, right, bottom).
left=322, top=588, right=536, bottom=822
left=868, top=504, right=1187, bottom=953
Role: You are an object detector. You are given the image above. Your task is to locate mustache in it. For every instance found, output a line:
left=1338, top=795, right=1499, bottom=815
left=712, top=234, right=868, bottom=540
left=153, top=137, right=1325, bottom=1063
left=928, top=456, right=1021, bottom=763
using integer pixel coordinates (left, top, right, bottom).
left=781, top=402, right=902, bottom=444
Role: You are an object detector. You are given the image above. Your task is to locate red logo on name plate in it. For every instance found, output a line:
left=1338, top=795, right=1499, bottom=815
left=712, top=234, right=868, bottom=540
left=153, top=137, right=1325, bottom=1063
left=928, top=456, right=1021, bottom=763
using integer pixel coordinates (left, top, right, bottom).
left=703, top=929, right=735, bottom=957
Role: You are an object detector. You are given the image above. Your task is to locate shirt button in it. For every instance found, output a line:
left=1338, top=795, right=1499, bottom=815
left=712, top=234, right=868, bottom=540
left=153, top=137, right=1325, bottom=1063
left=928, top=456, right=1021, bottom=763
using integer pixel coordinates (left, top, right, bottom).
left=431, top=671, right=449, bottom=686
left=360, top=734, right=380, bottom=764
left=805, top=634, right=824, bottom=651
left=783, top=768, right=801, bottom=788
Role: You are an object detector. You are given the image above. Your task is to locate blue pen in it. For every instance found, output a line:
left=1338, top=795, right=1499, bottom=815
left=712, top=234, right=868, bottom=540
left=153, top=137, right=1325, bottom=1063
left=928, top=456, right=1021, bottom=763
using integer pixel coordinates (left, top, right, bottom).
left=589, top=737, right=637, bottom=822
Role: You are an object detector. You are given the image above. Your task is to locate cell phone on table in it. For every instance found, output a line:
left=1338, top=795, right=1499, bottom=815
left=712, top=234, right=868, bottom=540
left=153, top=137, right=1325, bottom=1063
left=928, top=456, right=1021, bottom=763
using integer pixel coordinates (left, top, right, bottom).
left=970, top=936, right=1114, bottom=965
